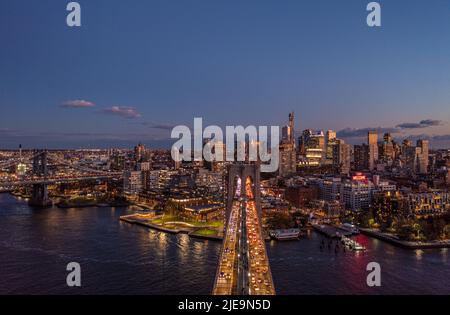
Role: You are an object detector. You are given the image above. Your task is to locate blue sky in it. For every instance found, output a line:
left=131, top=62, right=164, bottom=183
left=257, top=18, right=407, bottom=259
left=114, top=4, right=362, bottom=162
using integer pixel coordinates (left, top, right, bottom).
left=1, top=0, right=450, bottom=149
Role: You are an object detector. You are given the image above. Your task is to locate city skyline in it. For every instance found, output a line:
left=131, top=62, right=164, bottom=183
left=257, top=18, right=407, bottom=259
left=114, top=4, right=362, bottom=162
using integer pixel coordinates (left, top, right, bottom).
left=1, top=0, right=450, bottom=149
left=2, top=0, right=450, bottom=302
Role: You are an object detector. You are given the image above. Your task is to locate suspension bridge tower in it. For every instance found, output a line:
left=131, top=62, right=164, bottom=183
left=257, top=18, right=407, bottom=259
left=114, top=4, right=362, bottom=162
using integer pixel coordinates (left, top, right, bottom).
left=29, top=150, right=52, bottom=207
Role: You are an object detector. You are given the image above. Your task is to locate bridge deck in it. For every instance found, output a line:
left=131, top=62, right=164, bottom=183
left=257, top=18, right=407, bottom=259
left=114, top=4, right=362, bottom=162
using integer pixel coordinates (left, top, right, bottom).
left=212, top=201, right=240, bottom=295
left=213, top=182, right=275, bottom=295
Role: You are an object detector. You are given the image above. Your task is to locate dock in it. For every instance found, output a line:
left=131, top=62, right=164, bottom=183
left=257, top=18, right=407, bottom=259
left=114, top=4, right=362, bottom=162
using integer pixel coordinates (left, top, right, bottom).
left=312, top=224, right=352, bottom=238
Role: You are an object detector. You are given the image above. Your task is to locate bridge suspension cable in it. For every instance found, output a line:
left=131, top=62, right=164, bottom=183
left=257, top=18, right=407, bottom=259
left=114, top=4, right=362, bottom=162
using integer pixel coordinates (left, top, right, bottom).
left=47, top=155, right=119, bottom=176
left=0, top=151, right=46, bottom=170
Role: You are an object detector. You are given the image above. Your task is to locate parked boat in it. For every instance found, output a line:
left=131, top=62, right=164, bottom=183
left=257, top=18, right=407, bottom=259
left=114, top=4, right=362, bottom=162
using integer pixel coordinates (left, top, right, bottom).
left=341, top=236, right=366, bottom=251
left=270, top=228, right=302, bottom=241
left=339, top=223, right=360, bottom=235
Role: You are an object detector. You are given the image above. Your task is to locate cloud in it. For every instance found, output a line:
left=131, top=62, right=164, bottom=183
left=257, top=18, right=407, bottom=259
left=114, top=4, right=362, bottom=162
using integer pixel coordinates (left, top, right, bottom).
left=337, top=127, right=397, bottom=138
left=420, top=119, right=441, bottom=127
left=432, top=134, right=450, bottom=141
left=338, top=119, right=444, bottom=139
left=100, top=106, right=141, bottom=119
left=61, top=100, right=95, bottom=108
left=396, top=119, right=441, bottom=129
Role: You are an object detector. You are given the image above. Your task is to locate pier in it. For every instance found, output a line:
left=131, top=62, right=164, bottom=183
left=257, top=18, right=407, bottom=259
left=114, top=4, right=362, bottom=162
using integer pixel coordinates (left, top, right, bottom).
left=312, top=224, right=353, bottom=238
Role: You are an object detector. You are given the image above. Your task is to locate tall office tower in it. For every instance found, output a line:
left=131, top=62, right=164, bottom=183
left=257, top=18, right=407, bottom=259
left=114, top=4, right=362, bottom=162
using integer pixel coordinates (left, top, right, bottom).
left=279, top=143, right=297, bottom=176
left=404, top=146, right=420, bottom=173
left=402, top=139, right=412, bottom=150
left=417, top=139, right=429, bottom=174
left=332, top=139, right=351, bottom=175
left=383, top=133, right=392, bottom=143
left=368, top=131, right=378, bottom=145
left=379, top=132, right=395, bottom=161
left=326, top=130, right=337, bottom=142
left=279, top=112, right=297, bottom=176
left=402, top=139, right=429, bottom=174
left=353, top=144, right=369, bottom=170
left=288, top=112, right=295, bottom=145
left=325, top=130, right=337, bottom=162
left=298, top=129, right=313, bottom=156
left=368, top=131, right=378, bottom=171
left=305, top=131, right=326, bottom=166
left=281, top=125, right=290, bottom=142
left=282, top=112, right=296, bottom=145
left=134, top=143, right=146, bottom=163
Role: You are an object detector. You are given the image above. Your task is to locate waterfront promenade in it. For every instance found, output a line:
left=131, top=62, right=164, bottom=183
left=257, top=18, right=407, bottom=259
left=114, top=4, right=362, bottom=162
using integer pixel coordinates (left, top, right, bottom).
left=120, top=214, right=223, bottom=241
left=360, top=228, right=450, bottom=249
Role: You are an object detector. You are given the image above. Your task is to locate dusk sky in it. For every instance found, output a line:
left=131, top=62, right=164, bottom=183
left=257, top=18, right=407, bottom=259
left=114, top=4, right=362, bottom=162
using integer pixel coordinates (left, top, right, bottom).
left=1, top=0, right=450, bottom=149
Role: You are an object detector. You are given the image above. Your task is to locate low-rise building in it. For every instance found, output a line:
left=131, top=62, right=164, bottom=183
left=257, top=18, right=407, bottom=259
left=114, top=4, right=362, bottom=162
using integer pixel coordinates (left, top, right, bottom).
left=406, top=190, right=450, bottom=217
left=284, top=185, right=318, bottom=208
left=182, top=204, right=224, bottom=222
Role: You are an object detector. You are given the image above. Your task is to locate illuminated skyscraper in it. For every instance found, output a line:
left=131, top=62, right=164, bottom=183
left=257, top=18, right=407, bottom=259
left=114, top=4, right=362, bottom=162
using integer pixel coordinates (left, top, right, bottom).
left=383, top=133, right=392, bottom=143
left=353, top=144, right=369, bottom=170
left=304, top=131, right=325, bottom=166
left=281, top=112, right=295, bottom=145
left=403, top=139, right=429, bottom=175
left=279, top=112, right=297, bottom=176
left=325, top=130, right=337, bottom=163
left=379, top=133, right=395, bottom=162
left=417, top=139, right=429, bottom=174
left=368, top=131, right=378, bottom=171
left=298, top=129, right=313, bottom=156
left=326, top=130, right=336, bottom=142
left=332, top=139, right=351, bottom=175
left=134, top=143, right=146, bottom=163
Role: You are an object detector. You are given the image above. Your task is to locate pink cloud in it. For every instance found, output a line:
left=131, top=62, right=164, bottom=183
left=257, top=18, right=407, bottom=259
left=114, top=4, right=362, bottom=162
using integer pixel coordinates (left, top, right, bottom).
left=61, top=100, right=95, bottom=108
left=100, top=106, right=141, bottom=119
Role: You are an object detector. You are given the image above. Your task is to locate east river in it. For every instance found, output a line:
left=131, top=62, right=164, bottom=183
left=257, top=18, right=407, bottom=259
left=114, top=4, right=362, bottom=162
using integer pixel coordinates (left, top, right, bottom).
left=0, top=193, right=449, bottom=295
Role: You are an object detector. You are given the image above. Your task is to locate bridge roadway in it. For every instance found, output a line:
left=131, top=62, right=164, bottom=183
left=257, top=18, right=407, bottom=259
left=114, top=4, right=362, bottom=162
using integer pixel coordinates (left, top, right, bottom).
left=213, top=200, right=241, bottom=295
left=245, top=183, right=275, bottom=295
left=0, top=173, right=122, bottom=187
left=213, top=181, right=275, bottom=295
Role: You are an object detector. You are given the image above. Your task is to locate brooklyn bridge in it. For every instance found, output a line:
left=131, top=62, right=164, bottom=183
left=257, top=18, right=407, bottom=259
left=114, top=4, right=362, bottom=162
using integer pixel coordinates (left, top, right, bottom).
left=213, top=163, right=275, bottom=295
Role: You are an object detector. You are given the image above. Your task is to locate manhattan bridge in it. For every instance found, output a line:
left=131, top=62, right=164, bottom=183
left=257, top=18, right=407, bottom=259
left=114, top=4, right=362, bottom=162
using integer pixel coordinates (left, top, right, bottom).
left=0, top=149, right=121, bottom=206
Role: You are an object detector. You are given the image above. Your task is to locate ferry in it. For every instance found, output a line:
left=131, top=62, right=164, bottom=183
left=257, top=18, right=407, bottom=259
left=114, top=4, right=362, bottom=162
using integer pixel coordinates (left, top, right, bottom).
left=339, top=223, right=360, bottom=235
left=270, top=228, right=302, bottom=241
left=352, top=243, right=366, bottom=251
left=341, top=236, right=366, bottom=251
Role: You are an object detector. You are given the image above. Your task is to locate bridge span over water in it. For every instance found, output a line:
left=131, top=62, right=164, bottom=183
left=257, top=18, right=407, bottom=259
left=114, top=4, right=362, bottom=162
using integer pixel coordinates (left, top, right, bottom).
left=213, top=163, right=275, bottom=295
left=0, top=150, right=121, bottom=206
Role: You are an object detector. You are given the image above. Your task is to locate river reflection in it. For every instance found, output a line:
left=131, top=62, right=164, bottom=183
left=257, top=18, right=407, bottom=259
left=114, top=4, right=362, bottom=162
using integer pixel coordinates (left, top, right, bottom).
left=0, top=194, right=449, bottom=295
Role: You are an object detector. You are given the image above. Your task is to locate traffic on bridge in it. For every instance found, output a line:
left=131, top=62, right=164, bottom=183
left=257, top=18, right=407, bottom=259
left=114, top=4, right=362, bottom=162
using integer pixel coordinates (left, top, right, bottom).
left=213, top=167, right=275, bottom=295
